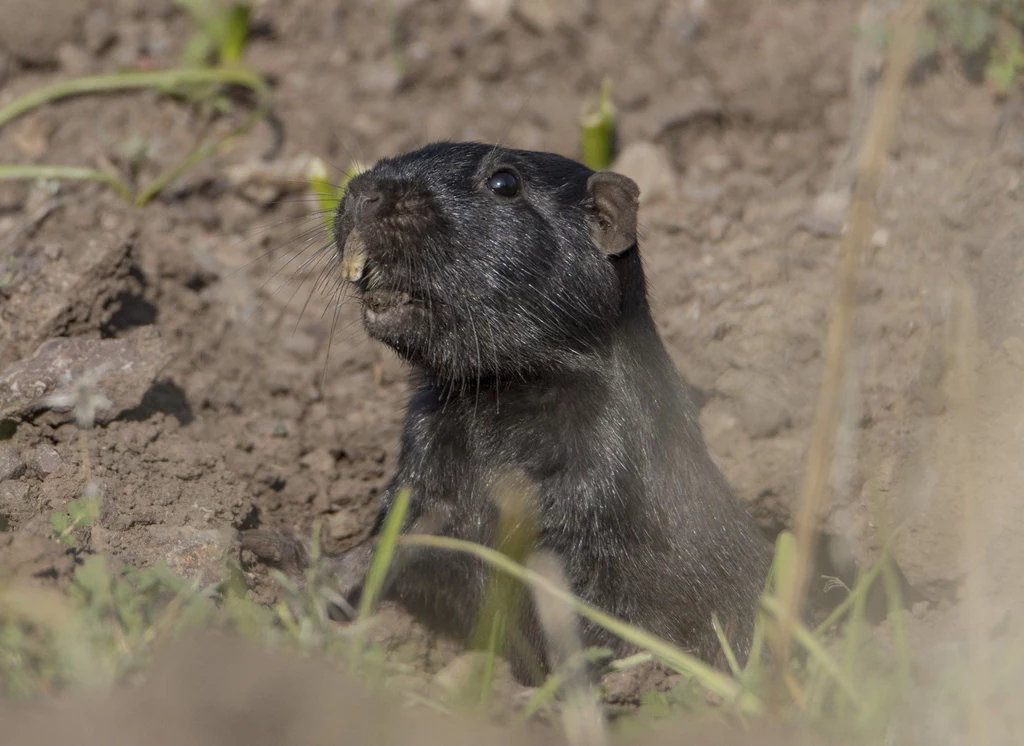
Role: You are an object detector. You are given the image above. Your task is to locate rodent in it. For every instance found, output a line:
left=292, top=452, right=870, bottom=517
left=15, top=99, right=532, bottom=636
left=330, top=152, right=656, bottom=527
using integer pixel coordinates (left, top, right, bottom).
left=245, top=141, right=774, bottom=685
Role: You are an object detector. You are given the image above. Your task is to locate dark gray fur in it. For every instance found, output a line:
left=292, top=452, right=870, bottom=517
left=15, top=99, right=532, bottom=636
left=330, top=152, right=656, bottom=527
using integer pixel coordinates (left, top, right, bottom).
left=254, top=141, right=774, bottom=685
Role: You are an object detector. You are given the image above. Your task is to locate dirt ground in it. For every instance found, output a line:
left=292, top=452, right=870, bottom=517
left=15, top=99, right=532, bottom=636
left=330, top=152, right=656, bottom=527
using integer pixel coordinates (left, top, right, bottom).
left=2, top=0, right=1024, bottom=741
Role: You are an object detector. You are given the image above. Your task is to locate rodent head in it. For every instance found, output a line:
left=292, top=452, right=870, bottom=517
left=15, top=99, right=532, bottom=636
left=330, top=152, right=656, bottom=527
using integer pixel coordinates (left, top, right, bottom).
left=333, top=141, right=641, bottom=381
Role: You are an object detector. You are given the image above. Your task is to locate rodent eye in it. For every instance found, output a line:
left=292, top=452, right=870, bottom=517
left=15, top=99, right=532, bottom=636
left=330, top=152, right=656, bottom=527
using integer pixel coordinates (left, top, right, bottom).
left=486, top=170, right=519, bottom=197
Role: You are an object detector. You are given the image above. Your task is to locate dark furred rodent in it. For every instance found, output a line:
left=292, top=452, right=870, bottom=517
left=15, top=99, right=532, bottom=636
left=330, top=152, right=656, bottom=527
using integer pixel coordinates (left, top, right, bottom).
left=268, top=141, right=774, bottom=683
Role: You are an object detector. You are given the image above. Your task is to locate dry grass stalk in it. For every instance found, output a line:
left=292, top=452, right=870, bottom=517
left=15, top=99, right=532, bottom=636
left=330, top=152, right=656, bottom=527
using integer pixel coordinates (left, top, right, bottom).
left=526, top=551, right=608, bottom=746
left=774, top=0, right=926, bottom=668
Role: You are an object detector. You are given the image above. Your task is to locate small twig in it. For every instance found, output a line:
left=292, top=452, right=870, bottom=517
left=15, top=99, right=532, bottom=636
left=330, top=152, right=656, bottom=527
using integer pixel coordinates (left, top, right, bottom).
left=528, top=551, right=608, bottom=746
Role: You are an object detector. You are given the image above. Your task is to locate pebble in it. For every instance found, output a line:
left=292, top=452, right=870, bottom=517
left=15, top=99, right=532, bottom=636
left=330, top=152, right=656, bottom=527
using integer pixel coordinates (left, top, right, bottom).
left=516, top=0, right=592, bottom=32
left=357, top=64, right=404, bottom=96
left=466, top=0, right=514, bottom=28
left=871, top=228, right=890, bottom=249
left=326, top=509, right=362, bottom=540
left=0, top=0, right=81, bottom=65
left=0, top=443, right=26, bottom=481
left=25, top=445, right=63, bottom=476
left=0, top=480, right=32, bottom=527
left=163, top=527, right=235, bottom=585
left=611, top=141, right=677, bottom=205
left=801, top=190, right=850, bottom=237
left=662, top=0, right=708, bottom=42
left=715, top=369, right=790, bottom=439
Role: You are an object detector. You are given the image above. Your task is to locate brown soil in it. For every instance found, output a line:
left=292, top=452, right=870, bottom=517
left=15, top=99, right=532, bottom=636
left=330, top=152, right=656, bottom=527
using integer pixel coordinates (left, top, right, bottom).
left=2, top=0, right=1024, bottom=742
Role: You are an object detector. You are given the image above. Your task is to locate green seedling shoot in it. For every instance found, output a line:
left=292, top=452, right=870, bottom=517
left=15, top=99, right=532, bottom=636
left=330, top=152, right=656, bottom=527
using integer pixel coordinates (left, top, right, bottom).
left=580, top=77, right=617, bottom=171
left=0, top=1, right=267, bottom=206
left=307, top=158, right=368, bottom=237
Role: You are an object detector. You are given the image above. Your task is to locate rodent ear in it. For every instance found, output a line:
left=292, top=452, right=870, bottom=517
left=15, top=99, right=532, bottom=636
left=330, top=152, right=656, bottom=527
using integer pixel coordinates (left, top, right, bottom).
left=586, top=171, right=640, bottom=257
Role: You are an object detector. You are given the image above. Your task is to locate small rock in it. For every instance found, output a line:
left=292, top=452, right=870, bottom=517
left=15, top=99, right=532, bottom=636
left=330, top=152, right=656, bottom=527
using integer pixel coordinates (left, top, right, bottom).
left=715, top=369, right=790, bottom=439
left=56, top=43, right=93, bottom=76
left=163, top=527, right=236, bottom=585
left=357, top=63, right=404, bottom=96
left=611, top=142, right=677, bottom=205
left=662, top=0, right=708, bottom=42
left=801, top=190, right=850, bottom=237
left=871, top=228, right=890, bottom=249
left=12, top=114, right=54, bottom=159
left=0, top=327, right=171, bottom=425
left=0, top=180, right=27, bottom=213
left=25, top=445, right=62, bottom=475
left=701, top=152, right=731, bottom=175
left=466, top=0, right=514, bottom=28
left=0, top=0, right=83, bottom=65
left=327, top=509, right=362, bottom=540
left=516, top=0, right=591, bottom=32
left=300, top=448, right=337, bottom=474
left=0, top=443, right=26, bottom=481
left=0, top=480, right=31, bottom=527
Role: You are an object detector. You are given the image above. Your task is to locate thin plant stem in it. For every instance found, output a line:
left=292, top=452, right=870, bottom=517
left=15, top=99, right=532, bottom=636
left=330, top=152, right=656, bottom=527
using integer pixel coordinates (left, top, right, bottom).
left=397, top=532, right=763, bottom=713
left=774, top=0, right=925, bottom=669
left=0, top=67, right=266, bottom=129
left=0, top=165, right=131, bottom=201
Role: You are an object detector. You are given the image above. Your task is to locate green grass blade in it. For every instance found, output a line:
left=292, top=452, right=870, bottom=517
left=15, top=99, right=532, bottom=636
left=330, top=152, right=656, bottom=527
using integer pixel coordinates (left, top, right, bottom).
left=398, top=533, right=762, bottom=713
left=711, top=614, right=742, bottom=677
left=358, top=488, right=411, bottom=621
left=760, top=595, right=865, bottom=712
left=134, top=90, right=269, bottom=206
left=814, top=526, right=904, bottom=636
left=881, top=556, right=912, bottom=692
left=0, top=68, right=267, bottom=130
left=580, top=76, right=616, bottom=171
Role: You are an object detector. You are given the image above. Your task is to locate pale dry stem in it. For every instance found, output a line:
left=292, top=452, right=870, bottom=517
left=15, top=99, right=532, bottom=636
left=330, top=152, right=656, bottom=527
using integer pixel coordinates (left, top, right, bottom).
left=775, top=0, right=926, bottom=670
left=526, top=551, right=608, bottom=746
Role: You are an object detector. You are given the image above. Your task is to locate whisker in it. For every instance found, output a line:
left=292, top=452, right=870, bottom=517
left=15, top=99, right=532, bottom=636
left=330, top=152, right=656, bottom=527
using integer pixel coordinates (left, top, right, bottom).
left=321, top=286, right=345, bottom=391
left=270, top=243, right=338, bottom=331
left=224, top=218, right=331, bottom=283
